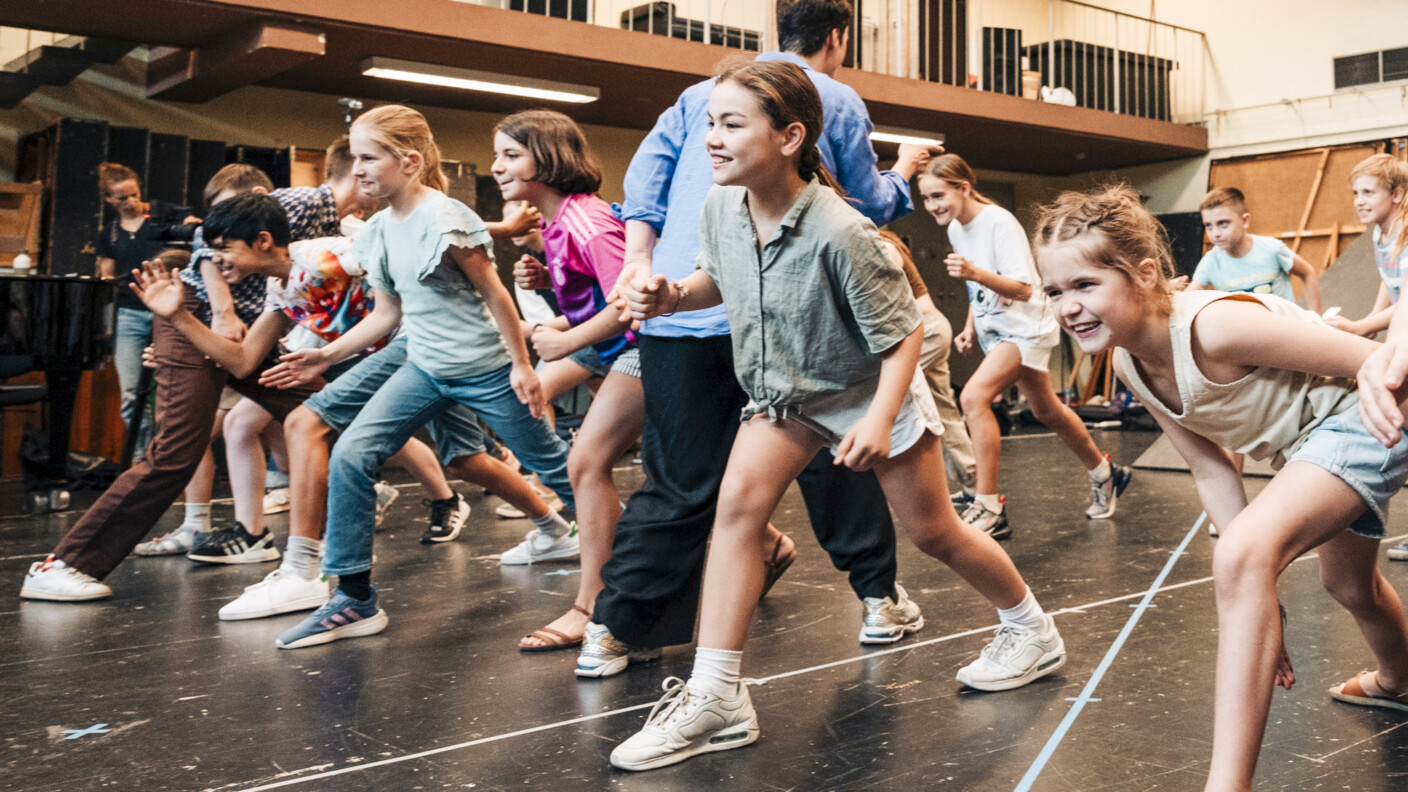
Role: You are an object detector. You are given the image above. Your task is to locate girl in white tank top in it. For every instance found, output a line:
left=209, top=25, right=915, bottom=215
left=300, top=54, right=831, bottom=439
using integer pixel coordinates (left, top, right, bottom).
left=1034, top=186, right=1408, bottom=792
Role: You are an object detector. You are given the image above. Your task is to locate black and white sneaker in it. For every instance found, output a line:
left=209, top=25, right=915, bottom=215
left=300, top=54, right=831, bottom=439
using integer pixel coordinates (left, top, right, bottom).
left=186, top=523, right=281, bottom=564
left=421, top=493, right=471, bottom=544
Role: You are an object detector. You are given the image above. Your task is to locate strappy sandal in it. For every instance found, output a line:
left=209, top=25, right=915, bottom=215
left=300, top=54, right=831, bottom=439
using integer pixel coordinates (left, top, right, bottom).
left=1329, top=670, right=1408, bottom=712
left=519, top=604, right=592, bottom=653
left=760, top=533, right=797, bottom=599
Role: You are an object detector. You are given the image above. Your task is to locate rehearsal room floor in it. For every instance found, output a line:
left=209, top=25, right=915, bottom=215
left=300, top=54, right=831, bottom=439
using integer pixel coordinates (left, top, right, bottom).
left=3, top=427, right=1408, bottom=791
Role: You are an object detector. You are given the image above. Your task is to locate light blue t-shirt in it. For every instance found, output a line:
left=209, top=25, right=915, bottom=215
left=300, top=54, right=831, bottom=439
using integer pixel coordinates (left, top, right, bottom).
left=1192, top=234, right=1295, bottom=302
left=355, top=190, right=509, bottom=380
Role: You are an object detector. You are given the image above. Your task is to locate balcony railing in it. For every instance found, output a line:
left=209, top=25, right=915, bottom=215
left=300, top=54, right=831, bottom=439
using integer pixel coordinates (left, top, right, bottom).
left=480, top=0, right=1207, bottom=125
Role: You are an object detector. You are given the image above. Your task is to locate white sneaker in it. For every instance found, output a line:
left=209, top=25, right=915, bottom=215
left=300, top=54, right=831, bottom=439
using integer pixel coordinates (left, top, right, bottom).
left=956, top=614, right=1066, bottom=692
left=1086, top=456, right=1132, bottom=519
left=859, top=583, right=925, bottom=644
left=20, top=556, right=112, bottom=602
left=610, top=677, right=760, bottom=771
left=133, top=523, right=200, bottom=556
left=374, top=481, right=400, bottom=529
left=575, top=621, right=661, bottom=677
left=263, top=487, right=291, bottom=515
left=499, top=526, right=579, bottom=565
left=218, top=568, right=331, bottom=621
left=495, top=496, right=563, bottom=520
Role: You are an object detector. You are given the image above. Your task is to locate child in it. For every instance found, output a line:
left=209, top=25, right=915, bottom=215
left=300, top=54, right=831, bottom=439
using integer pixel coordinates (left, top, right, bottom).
left=610, top=60, right=1065, bottom=771
left=1032, top=184, right=1408, bottom=792
left=1326, top=154, right=1408, bottom=339
left=918, top=154, right=1129, bottom=537
left=877, top=229, right=977, bottom=499
left=266, top=104, right=576, bottom=649
left=1189, top=187, right=1322, bottom=312
left=490, top=109, right=643, bottom=651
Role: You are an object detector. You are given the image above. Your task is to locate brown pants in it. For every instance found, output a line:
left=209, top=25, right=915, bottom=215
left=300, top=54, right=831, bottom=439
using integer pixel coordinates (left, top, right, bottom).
left=919, top=310, right=977, bottom=489
left=54, top=297, right=321, bottom=579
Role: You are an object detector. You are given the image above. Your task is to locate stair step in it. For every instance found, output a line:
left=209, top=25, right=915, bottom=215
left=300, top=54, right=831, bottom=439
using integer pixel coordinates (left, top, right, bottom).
left=4, top=45, right=94, bottom=86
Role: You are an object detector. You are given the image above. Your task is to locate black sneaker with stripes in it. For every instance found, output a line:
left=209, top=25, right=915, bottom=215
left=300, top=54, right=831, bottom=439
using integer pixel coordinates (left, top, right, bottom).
left=186, top=522, right=281, bottom=565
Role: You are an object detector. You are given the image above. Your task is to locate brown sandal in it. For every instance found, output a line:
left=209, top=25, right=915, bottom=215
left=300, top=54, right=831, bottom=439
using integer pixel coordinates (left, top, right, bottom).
left=760, top=533, right=797, bottom=599
left=519, top=605, right=592, bottom=653
left=1329, top=670, right=1408, bottom=712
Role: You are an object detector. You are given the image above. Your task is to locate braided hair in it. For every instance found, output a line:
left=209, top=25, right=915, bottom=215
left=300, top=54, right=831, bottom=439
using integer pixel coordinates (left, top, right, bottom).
left=715, top=60, right=845, bottom=196
left=1032, top=184, right=1177, bottom=307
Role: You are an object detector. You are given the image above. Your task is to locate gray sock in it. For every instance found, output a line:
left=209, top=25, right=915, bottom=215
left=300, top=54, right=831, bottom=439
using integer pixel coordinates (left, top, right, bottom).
left=283, top=536, right=323, bottom=580
left=530, top=509, right=572, bottom=538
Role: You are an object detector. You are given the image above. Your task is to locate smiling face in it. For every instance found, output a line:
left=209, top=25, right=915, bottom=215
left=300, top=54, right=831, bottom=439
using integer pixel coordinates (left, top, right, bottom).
left=349, top=127, right=416, bottom=201
left=1039, top=239, right=1151, bottom=354
left=491, top=131, right=544, bottom=204
left=1201, top=206, right=1249, bottom=252
left=705, top=79, right=794, bottom=189
left=105, top=178, right=143, bottom=217
left=918, top=174, right=968, bottom=226
left=1352, top=175, right=1404, bottom=229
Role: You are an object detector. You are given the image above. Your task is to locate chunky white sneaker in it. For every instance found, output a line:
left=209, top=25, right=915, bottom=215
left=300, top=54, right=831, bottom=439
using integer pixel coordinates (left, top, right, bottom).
left=1086, top=456, right=1132, bottom=519
left=956, top=614, right=1066, bottom=691
left=263, top=487, right=291, bottom=515
left=499, top=526, right=579, bottom=565
left=20, top=556, right=112, bottom=602
left=373, top=481, right=400, bottom=529
left=610, top=677, right=760, bottom=771
left=859, top=583, right=925, bottom=644
left=218, top=568, right=331, bottom=621
left=575, top=621, right=661, bottom=678
left=133, top=523, right=200, bottom=556
left=962, top=499, right=1011, bottom=540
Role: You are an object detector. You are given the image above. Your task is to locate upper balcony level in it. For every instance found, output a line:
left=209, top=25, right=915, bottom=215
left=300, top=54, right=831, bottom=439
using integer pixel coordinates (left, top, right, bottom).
left=0, top=0, right=1208, bottom=174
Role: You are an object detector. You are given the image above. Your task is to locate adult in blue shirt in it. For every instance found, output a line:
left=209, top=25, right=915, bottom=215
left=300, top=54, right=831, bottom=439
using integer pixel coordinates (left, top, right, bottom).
left=578, top=0, right=940, bottom=678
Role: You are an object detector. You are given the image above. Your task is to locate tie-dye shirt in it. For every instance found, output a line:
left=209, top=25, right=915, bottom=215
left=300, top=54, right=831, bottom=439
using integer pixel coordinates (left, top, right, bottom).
left=264, top=236, right=388, bottom=352
left=540, top=193, right=633, bottom=365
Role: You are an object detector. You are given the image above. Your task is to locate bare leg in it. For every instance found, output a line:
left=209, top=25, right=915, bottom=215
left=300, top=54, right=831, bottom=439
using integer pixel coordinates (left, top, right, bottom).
left=263, top=420, right=289, bottom=476
left=1014, top=366, right=1104, bottom=471
left=696, top=416, right=825, bottom=651
left=1318, top=531, right=1408, bottom=691
left=536, top=358, right=597, bottom=431
left=1205, top=462, right=1369, bottom=792
left=523, top=370, right=644, bottom=648
left=959, top=343, right=1023, bottom=496
left=389, top=437, right=455, bottom=501
left=447, top=452, right=549, bottom=516
left=284, top=406, right=332, bottom=541
left=223, top=398, right=273, bottom=535
left=872, top=433, right=1026, bottom=608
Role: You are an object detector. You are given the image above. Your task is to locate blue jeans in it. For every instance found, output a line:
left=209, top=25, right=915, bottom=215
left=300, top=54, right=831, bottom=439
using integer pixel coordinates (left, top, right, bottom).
left=323, top=362, right=574, bottom=576
left=115, top=307, right=154, bottom=459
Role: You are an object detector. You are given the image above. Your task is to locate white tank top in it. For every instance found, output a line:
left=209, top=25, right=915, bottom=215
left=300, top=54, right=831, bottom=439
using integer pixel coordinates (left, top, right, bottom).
left=1116, top=290, right=1358, bottom=468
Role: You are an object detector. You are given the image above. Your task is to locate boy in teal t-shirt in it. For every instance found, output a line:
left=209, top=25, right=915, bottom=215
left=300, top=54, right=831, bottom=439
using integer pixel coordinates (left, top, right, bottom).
left=1190, top=187, right=1322, bottom=313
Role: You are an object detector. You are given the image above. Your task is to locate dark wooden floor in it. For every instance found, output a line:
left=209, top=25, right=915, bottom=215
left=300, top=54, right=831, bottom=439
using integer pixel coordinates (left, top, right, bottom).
left=4, top=428, right=1408, bottom=791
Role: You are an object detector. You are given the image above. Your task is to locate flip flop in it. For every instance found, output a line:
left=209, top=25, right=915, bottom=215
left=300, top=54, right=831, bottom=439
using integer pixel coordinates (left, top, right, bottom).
left=519, top=605, right=591, bottom=653
left=1329, top=671, right=1408, bottom=713
left=760, top=533, right=796, bottom=599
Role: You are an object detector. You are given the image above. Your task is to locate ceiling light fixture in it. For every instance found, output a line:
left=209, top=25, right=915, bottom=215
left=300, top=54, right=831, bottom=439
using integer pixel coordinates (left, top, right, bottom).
left=361, top=57, right=600, bottom=104
left=869, top=125, right=946, bottom=147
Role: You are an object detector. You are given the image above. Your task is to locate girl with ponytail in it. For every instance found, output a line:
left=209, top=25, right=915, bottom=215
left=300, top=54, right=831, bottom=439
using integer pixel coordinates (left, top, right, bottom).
left=608, top=60, right=1066, bottom=772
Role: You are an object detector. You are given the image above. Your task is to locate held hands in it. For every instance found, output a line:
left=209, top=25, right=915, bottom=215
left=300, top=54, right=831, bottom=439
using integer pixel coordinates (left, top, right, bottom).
left=607, top=257, right=652, bottom=327
left=1356, top=338, right=1408, bottom=447
left=944, top=254, right=978, bottom=282
left=259, top=348, right=331, bottom=390
left=834, top=414, right=892, bottom=472
left=510, top=362, right=546, bottom=419
left=129, top=260, right=185, bottom=318
left=954, top=327, right=975, bottom=354
left=514, top=255, right=550, bottom=291
left=530, top=325, right=573, bottom=362
left=620, top=273, right=678, bottom=325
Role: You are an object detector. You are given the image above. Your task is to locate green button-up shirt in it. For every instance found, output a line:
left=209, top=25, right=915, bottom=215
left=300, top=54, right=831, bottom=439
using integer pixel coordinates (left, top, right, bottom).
left=698, top=179, right=921, bottom=413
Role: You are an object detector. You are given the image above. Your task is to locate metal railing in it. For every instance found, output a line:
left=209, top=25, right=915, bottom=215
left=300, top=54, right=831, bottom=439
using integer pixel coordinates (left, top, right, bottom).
left=484, top=0, right=1206, bottom=125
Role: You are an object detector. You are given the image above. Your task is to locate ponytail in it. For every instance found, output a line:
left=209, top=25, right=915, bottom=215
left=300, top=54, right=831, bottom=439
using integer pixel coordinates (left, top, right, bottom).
left=352, top=104, right=448, bottom=193
left=716, top=60, right=846, bottom=198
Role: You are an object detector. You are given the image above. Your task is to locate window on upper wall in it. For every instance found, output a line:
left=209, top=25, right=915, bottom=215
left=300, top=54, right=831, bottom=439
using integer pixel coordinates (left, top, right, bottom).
left=1335, top=46, right=1408, bottom=89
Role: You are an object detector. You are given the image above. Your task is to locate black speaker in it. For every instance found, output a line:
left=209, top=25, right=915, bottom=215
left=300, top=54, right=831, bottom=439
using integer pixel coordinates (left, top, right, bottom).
left=1157, top=211, right=1204, bottom=279
left=146, top=133, right=190, bottom=206
left=227, top=145, right=290, bottom=189
left=187, top=139, right=227, bottom=211
left=45, top=119, right=109, bottom=276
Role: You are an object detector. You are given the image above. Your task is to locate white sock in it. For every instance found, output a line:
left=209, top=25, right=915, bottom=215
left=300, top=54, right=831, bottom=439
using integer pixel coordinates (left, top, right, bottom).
left=1089, top=457, right=1112, bottom=482
left=975, top=492, right=1002, bottom=513
left=531, top=509, right=572, bottom=538
left=182, top=503, right=211, bottom=532
left=690, top=647, right=744, bottom=698
left=997, top=587, right=1047, bottom=632
left=283, top=536, right=323, bottom=580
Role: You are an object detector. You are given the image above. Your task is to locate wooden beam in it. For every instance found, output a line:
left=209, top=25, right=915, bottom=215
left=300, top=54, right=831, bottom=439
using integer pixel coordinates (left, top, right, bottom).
left=1276, top=224, right=1367, bottom=241
left=1289, top=148, right=1331, bottom=255
left=147, top=21, right=325, bottom=102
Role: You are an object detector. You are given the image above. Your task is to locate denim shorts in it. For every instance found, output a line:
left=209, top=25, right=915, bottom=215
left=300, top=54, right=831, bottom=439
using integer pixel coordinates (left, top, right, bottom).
left=566, top=345, right=609, bottom=378
left=303, top=336, right=487, bottom=464
left=1287, top=407, right=1408, bottom=539
left=742, top=369, right=943, bottom=459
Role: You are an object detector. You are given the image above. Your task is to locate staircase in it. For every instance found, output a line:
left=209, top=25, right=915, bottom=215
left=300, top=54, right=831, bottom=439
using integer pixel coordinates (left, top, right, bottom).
left=0, top=33, right=136, bottom=109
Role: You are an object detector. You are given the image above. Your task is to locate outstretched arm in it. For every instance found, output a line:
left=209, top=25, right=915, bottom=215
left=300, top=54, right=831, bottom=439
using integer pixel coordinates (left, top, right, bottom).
left=258, top=287, right=400, bottom=389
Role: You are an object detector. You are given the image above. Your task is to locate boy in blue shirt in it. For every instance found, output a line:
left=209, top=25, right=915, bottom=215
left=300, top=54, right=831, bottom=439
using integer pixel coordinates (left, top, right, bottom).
left=1190, top=187, right=1322, bottom=313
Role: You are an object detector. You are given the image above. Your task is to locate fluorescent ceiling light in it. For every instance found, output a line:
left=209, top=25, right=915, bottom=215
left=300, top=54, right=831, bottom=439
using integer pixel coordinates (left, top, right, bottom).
left=870, top=125, right=946, bottom=147
left=362, top=57, right=599, bottom=104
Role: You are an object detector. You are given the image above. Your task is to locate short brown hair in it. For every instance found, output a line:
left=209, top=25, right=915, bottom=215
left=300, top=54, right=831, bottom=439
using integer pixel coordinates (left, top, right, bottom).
left=153, top=248, right=191, bottom=271
left=1350, top=153, right=1408, bottom=195
left=494, top=110, right=602, bottom=195
left=324, top=136, right=354, bottom=184
left=98, top=162, right=140, bottom=198
left=202, top=163, right=274, bottom=209
left=1199, top=186, right=1247, bottom=215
